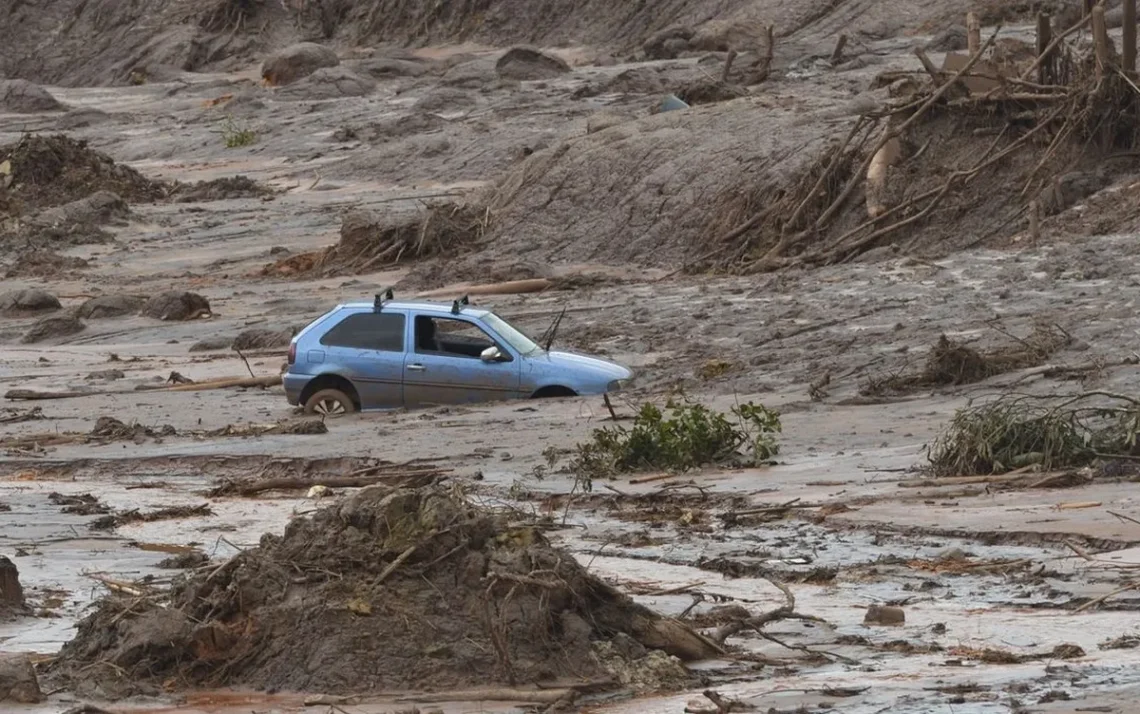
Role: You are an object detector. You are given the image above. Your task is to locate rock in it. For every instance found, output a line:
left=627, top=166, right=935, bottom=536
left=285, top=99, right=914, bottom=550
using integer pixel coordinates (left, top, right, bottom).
left=261, top=42, right=340, bottom=86
left=927, top=25, right=968, bottom=52
left=188, top=336, right=234, bottom=352
left=0, top=654, right=42, bottom=703
left=232, top=328, right=293, bottom=351
left=0, top=289, right=61, bottom=317
left=0, top=79, right=64, bottom=113
left=86, top=369, right=125, bottom=381
left=0, top=556, right=23, bottom=610
left=22, top=315, right=85, bottom=343
left=495, top=46, right=571, bottom=81
left=587, top=112, right=630, bottom=134
left=34, top=190, right=128, bottom=227
left=279, top=67, right=376, bottom=99
left=353, top=57, right=431, bottom=78
left=76, top=294, right=147, bottom=319
left=863, top=604, right=906, bottom=626
left=141, top=292, right=212, bottom=321
left=644, top=26, right=695, bottom=59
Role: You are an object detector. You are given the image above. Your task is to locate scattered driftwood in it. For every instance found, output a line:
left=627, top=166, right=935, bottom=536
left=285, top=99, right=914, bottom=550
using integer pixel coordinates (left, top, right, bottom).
left=5, top=389, right=92, bottom=401
left=6, top=375, right=282, bottom=402
left=417, top=278, right=555, bottom=298
left=207, top=462, right=447, bottom=497
left=398, top=687, right=572, bottom=704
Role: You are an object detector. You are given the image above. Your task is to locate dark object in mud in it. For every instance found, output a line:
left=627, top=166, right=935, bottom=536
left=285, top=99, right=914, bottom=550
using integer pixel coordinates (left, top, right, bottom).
left=188, top=336, right=233, bottom=352
left=53, top=485, right=719, bottom=698
left=0, top=289, right=61, bottom=317
left=644, top=26, right=694, bottom=59
left=89, top=504, right=212, bottom=532
left=89, top=416, right=176, bottom=443
left=231, top=328, right=292, bottom=351
left=927, top=25, right=968, bottom=52
left=675, top=80, right=747, bottom=106
left=0, top=135, right=166, bottom=211
left=279, top=66, right=376, bottom=99
left=157, top=551, right=210, bottom=570
left=0, top=556, right=24, bottom=611
left=171, top=175, right=273, bottom=203
left=76, top=294, right=147, bottom=319
left=863, top=604, right=905, bottom=626
left=261, top=42, right=340, bottom=86
left=0, top=79, right=64, bottom=113
left=141, top=291, right=211, bottom=321
left=49, top=492, right=111, bottom=516
left=6, top=250, right=89, bottom=279
left=1100, top=634, right=1140, bottom=650
left=495, top=46, right=570, bottom=81
left=0, top=653, right=43, bottom=703
left=21, top=315, right=85, bottom=343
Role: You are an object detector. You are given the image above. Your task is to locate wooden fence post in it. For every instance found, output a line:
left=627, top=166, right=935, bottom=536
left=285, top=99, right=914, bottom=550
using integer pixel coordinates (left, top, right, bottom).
left=966, top=12, right=981, bottom=55
left=1092, top=5, right=1110, bottom=81
left=1124, top=0, right=1137, bottom=74
left=1036, top=13, right=1053, bottom=85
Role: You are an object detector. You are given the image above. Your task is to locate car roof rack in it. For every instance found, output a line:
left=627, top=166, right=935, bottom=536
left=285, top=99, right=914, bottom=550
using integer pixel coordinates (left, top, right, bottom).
left=373, top=288, right=394, bottom=311
left=450, top=295, right=470, bottom=315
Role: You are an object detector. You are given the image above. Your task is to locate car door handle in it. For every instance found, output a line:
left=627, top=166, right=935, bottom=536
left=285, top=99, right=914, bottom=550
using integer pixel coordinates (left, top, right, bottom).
left=406, top=364, right=425, bottom=372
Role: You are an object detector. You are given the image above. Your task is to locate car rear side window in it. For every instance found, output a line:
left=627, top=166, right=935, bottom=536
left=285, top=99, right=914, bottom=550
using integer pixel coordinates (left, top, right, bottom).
left=320, top=312, right=405, bottom=352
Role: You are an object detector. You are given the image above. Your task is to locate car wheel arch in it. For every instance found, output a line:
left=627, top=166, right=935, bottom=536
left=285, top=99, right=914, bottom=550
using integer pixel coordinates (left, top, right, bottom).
left=530, top=385, right=578, bottom=399
left=299, top=374, right=361, bottom=409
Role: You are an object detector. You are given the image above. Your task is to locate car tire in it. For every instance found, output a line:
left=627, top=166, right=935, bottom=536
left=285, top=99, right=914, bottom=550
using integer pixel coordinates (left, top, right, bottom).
left=303, top=388, right=356, bottom=417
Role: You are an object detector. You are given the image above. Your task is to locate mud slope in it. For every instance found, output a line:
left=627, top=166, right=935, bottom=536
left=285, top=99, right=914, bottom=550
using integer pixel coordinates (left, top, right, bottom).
left=4, top=0, right=1001, bottom=87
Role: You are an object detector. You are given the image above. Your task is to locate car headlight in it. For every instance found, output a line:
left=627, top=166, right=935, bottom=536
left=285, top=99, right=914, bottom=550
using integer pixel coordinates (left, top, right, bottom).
left=607, top=379, right=628, bottom=392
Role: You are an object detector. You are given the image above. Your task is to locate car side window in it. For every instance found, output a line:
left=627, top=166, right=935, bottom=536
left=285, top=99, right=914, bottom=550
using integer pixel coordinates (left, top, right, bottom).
left=320, top=312, right=405, bottom=352
left=414, top=315, right=506, bottom=360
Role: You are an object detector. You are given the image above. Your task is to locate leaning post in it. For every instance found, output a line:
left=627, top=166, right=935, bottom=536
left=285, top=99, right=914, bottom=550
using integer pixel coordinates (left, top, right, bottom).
left=1124, top=0, right=1137, bottom=74
left=1036, top=13, right=1053, bottom=85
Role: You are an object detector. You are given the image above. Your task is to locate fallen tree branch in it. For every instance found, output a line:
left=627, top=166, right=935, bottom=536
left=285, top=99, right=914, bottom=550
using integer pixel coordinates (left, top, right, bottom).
left=207, top=467, right=446, bottom=497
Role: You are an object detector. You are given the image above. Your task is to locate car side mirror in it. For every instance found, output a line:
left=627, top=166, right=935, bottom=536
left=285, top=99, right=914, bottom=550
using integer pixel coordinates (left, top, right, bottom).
left=480, top=346, right=503, bottom=362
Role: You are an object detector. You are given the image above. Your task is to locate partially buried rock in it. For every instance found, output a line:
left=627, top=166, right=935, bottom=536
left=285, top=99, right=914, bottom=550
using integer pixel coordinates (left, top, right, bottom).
left=864, top=604, right=905, bottom=626
left=141, top=292, right=211, bottom=321
left=0, top=654, right=42, bottom=703
left=643, top=26, right=694, bottom=59
left=22, top=315, right=85, bottom=343
left=927, top=25, right=968, bottom=52
left=0, top=555, right=23, bottom=611
left=0, top=79, right=64, bottom=113
left=495, top=46, right=571, bottom=81
left=261, top=42, right=340, bottom=86
left=76, top=294, right=147, bottom=319
left=34, top=190, right=129, bottom=227
left=188, top=336, right=233, bottom=352
left=0, top=289, right=61, bottom=317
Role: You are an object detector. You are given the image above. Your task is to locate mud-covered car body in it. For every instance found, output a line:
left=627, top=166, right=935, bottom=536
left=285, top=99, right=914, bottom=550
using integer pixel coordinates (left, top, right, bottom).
left=284, top=295, right=632, bottom=414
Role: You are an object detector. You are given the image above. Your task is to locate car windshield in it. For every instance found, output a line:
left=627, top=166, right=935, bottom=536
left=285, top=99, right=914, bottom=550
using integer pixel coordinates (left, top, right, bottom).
left=482, top=312, right=541, bottom=355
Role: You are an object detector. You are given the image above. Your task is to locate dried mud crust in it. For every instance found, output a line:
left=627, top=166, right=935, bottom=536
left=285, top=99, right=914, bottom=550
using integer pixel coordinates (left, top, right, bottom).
left=50, top=485, right=716, bottom=699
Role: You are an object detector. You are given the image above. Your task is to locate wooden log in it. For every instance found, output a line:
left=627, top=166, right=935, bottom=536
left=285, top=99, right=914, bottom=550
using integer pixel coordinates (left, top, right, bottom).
left=140, top=375, right=283, bottom=393
left=1125, top=0, right=1137, bottom=73
left=1036, top=13, right=1053, bottom=85
left=4, top=389, right=96, bottom=401
left=830, top=34, right=848, bottom=65
left=209, top=468, right=444, bottom=497
left=0, top=556, right=23, bottom=608
left=1093, top=5, right=1110, bottom=80
left=966, top=12, right=981, bottom=55
left=721, top=49, right=737, bottom=82
left=1029, top=200, right=1041, bottom=243
left=417, top=278, right=555, bottom=298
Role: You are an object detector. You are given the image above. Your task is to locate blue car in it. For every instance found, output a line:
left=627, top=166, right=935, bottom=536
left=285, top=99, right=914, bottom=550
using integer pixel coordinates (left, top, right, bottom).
left=284, top=293, right=633, bottom=415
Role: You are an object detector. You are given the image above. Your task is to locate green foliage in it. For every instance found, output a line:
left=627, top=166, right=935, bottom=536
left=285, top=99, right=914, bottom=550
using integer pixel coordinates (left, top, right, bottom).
left=221, top=115, right=257, bottom=148
left=568, top=398, right=782, bottom=487
left=926, top=391, right=1140, bottom=477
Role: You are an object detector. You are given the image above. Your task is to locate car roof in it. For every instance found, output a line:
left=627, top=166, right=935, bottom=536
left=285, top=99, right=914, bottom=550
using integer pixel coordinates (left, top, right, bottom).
left=336, top=300, right=489, bottom=318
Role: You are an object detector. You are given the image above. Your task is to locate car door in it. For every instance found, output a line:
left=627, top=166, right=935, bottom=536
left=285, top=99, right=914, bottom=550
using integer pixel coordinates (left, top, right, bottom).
left=316, top=310, right=407, bottom=408
left=402, top=313, right=522, bottom=408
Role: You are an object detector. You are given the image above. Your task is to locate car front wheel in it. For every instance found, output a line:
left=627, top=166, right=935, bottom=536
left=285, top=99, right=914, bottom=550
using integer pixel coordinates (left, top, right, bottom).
left=303, top=388, right=356, bottom=417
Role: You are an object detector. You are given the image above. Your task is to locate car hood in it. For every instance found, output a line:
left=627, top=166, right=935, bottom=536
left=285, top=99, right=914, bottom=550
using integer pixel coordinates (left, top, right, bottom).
left=532, top=350, right=632, bottom=380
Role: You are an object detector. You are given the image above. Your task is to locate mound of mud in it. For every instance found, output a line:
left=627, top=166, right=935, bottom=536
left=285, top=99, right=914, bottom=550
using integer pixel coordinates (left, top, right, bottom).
left=51, top=485, right=715, bottom=698
left=22, top=315, right=84, bottom=343
left=261, top=42, right=339, bottom=86
left=141, top=291, right=212, bottom=321
left=277, top=66, right=375, bottom=99
left=5, top=251, right=89, bottom=279
left=232, top=328, right=293, bottom=351
left=171, top=176, right=274, bottom=203
left=76, top=294, right=147, bottom=319
left=0, top=135, right=165, bottom=212
left=263, top=202, right=488, bottom=279
left=495, top=46, right=570, bottom=81
left=0, top=289, right=61, bottom=317
left=0, top=79, right=64, bottom=113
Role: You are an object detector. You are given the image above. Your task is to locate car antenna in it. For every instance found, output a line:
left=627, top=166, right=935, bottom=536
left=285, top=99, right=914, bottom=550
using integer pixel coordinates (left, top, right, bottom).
left=542, top=306, right=566, bottom=351
left=374, top=288, right=394, bottom=312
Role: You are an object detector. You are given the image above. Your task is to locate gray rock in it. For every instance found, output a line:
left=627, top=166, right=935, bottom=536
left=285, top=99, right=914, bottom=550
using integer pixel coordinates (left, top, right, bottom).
left=353, top=57, right=431, bottom=79
left=22, top=315, right=84, bottom=343
left=279, top=66, right=375, bottom=99
left=864, top=604, right=906, bottom=626
left=644, top=26, right=695, bottom=59
left=34, top=190, right=129, bottom=227
left=0, top=79, right=64, bottom=113
left=76, top=294, right=146, bottom=319
left=261, top=42, right=339, bottom=86
left=927, top=25, right=968, bottom=52
left=0, top=289, right=61, bottom=317
left=495, top=46, right=571, bottom=81
left=141, top=291, right=212, bottom=321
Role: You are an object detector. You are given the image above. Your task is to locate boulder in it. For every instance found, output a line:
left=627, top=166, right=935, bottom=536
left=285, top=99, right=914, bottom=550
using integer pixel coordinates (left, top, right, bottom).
left=34, top=190, right=129, bottom=227
left=141, top=292, right=212, bottom=321
left=0, top=289, right=61, bottom=317
left=0, top=654, right=42, bottom=703
left=76, top=294, right=147, bottom=319
left=0, top=79, right=64, bottom=113
left=927, top=25, right=968, bottom=52
left=261, top=42, right=339, bottom=86
left=22, top=315, right=85, bottom=343
left=353, top=57, right=431, bottom=79
left=644, top=26, right=695, bottom=59
left=863, top=604, right=905, bottom=626
left=232, top=328, right=293, bottom=351
left=495, top=46, right=571, bottom=81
